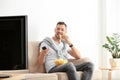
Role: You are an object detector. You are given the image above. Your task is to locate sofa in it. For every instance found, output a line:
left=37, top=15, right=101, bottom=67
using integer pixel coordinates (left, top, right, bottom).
left=27, top=41, right=102, bottom=80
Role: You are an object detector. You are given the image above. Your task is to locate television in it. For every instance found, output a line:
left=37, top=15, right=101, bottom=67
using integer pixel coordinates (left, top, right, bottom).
left=0, top=15, right=28, bottom=70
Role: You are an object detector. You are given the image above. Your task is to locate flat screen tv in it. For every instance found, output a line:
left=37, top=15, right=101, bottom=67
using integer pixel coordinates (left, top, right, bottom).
left=0, top=15, right=28, bottom=70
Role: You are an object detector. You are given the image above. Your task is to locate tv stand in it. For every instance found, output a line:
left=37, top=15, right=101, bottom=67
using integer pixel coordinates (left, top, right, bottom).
left=0, top=74, right=11, bottom=78
left=0, top=74, right=26, bottom=80
left=0, top=70, right=28, bottom=80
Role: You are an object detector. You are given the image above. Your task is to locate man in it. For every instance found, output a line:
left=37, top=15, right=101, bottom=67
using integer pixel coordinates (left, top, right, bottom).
left=38, top=21, right=94, bottom=80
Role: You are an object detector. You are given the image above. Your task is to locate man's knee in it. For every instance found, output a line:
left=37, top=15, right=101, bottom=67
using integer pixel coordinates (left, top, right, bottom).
left=85, top=62, right=94, bottom=71
left=66, top=62, right=74, bottom=67
left=66, top=62, right=76, bottom=71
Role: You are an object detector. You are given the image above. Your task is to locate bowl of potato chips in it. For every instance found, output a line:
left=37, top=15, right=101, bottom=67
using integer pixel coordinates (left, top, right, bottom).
left=55, top=58, right=68, bottom=66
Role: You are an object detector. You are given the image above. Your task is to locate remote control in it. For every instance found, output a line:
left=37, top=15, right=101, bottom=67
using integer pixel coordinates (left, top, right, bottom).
left=42, top=46, right=47, bottom=50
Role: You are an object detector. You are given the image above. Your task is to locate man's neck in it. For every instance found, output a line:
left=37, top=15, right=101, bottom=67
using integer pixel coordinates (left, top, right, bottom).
left=52, top=36, right=61, bottom=44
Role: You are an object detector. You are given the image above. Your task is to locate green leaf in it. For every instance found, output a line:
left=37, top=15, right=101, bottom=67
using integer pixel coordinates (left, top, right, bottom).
left=106, top=36, right=113, bottom=45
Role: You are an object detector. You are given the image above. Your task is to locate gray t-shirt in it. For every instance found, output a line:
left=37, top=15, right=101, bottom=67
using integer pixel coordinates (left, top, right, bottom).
left=40, top=37, right=70, bottom=72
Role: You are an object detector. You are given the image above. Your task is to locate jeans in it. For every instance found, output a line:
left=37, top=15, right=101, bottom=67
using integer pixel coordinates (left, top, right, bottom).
left=48, top=62, right=94, bottom=80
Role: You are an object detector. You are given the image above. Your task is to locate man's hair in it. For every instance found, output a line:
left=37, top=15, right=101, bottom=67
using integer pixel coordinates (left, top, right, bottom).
left=56, top=21, right=67, bottom=27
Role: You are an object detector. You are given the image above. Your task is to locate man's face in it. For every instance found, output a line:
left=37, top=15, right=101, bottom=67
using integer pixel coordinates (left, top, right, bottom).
left=55, top=24, right=67, bottom=39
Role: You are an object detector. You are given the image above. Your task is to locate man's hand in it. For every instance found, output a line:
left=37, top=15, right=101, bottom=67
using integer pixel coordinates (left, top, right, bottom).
left=41, top=48, right=49, bottom=56
left=62, top=34, right=72, bottom=45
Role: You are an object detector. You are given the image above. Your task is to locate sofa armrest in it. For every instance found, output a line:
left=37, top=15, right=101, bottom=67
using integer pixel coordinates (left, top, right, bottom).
left=68, top=57, right=92, bottom=65
left=28, top=41, right=46, bottom=73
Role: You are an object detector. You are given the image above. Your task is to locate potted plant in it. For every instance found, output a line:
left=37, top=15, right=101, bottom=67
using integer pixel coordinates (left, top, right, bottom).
left=102, top=33, right=120, bottom=68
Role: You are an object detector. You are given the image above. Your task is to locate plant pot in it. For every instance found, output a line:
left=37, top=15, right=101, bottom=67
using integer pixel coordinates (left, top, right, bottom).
left=109, top=58, right=120, bottom=68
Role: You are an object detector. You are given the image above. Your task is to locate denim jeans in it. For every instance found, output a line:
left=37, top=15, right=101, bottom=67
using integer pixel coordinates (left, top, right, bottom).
left=48, top=62, right=94, bottom=80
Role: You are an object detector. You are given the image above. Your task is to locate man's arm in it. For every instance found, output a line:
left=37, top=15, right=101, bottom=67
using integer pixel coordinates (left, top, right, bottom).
left=38, top=52, right=45, bottom=64
left=68, top=45, right=81, bottom=59
left=38, top=48, right=49, bottom=64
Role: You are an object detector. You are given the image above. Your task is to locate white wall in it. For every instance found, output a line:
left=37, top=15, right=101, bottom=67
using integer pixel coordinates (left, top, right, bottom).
left=106, top=0, right=120, bottom=34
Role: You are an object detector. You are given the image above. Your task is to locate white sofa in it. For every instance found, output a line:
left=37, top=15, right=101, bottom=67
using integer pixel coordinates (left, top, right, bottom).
left=28, top=41, right=102, bottom=80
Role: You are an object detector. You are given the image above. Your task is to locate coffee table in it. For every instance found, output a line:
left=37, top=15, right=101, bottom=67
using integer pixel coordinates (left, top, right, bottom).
left=100, top=67, right=120, bottom=80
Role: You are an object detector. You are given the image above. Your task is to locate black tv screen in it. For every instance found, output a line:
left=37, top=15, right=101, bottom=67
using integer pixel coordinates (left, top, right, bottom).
left=0, top=15, right=28, bottom=70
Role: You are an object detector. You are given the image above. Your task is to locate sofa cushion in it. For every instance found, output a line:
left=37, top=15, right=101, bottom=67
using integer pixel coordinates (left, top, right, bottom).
left=25, top=73, right=58, bottom=80
left=56, top=71, right=82, bottom=80
left=68, top=57, right=92, bottom=65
